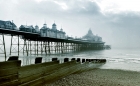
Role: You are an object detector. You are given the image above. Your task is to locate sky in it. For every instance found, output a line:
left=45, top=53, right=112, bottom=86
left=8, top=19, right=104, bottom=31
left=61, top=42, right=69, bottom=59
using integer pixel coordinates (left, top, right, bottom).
left=0, top=0, right=140, bottom=48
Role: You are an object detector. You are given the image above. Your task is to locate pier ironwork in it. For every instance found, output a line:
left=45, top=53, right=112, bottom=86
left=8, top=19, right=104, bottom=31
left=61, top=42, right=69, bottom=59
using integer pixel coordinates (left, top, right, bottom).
left=0, top=28, right=106, bottom=60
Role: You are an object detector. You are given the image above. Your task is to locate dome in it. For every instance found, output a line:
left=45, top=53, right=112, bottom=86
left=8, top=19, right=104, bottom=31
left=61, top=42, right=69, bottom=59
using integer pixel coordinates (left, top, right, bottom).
left=35, top=25, right=39, bottom=28
left=82, top=29, right=95, bottom=40
left=43, top=23, right=47, bottom=28
left=52, top=23, right=56, bottom=26
left=60, top=28, right=63, bottom=31
left=88, top=29, right=93, bottom=35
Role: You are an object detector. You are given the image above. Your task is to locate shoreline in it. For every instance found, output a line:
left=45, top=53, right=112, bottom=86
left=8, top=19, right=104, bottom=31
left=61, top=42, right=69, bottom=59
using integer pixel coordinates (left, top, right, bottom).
left=46, top=68, right=140, bottom=86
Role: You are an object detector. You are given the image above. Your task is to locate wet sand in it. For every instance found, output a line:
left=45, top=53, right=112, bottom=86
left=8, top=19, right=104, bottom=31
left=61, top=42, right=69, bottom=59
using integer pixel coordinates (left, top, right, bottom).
left=46, top=69, right=140, bottom=86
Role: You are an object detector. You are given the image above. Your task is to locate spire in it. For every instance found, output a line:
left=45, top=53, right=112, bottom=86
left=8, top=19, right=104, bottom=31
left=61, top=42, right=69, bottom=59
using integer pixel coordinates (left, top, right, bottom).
left=43, top=20, right=47, bottom=28
left=44, top=19, right=46, bottom=24
left=60, top=25, right=63, bottom=31
left=36, top=23, right=38, bottom=27
left=26, top=21, right=27, bottom=26
left=44, top=20, right=46, bottom=25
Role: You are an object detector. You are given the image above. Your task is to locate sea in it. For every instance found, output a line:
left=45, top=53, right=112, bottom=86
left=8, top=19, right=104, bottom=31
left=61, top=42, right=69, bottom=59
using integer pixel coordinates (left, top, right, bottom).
left=58, top=48, right=140, bottom=72
left=1, top=48, right=140, bottom=72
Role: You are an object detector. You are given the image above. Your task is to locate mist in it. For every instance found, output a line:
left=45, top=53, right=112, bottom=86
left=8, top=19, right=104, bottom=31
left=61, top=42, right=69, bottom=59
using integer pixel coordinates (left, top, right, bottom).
left=0, top=0, right=140, bottom=48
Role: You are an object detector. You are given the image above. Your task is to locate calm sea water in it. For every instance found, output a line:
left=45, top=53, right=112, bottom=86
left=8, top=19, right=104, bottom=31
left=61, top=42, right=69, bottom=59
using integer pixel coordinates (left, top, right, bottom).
left=99, top=48, right=140, bottom=72
left=1, top=48, right=140, bottom=72
left=61, top=48, right=140, bottom=72
left=50, top=48, right=140, bottom=72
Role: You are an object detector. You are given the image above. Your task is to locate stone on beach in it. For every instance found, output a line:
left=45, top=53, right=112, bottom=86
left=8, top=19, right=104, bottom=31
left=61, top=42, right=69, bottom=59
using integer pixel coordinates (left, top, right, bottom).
left=46, top=69, right=140, bottom=86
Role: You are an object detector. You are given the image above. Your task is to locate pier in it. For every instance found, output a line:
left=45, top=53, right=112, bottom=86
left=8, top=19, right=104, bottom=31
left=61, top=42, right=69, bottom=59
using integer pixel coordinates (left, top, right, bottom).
left=0, top=28, right=107, bottom=61
left=0, top=22, right=109, bottom=85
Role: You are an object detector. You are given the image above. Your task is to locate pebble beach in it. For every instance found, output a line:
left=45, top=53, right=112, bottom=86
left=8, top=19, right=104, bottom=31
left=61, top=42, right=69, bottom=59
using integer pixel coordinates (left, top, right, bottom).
left=46, top=69, right=140, bottom=86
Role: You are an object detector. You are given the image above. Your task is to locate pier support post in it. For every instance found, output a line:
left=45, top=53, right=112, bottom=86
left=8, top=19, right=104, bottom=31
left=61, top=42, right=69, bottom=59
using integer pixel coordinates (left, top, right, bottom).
left=9, top=35, right=25, bottom=56
left=40, top=41, right=43, bottom=55
left=54, top=42, right=57, bottom=53
left=2, top=34, right=6, bottom=61
left=36, top=41, right=38, bottom=55
left=44, top=41, right=47, bottom=55
left=9, top=35, right=13, bottom=56
left=23, top=39, right=29, bottom=56
left=61, top=42, right=63, bottom=53
left=48, top=41, right=50, bottom=54
left=18, top=35, right=19, bottom=56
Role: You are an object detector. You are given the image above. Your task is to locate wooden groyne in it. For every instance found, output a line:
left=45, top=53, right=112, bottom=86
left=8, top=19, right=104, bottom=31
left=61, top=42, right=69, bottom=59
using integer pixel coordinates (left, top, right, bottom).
left=0, top=57, right=106, bottom=86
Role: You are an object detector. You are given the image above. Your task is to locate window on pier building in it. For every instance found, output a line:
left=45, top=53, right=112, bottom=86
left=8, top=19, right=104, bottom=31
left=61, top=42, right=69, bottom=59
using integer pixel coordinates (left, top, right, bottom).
left=43, top=29, right=46, bottom=33
left=35, top=25, right=39, bottom=33
left=47, top=31, right=49, bottom=37
left=0, top=25, right=4, bottom=28
left=6, top=21, right=10, bottom=25
left=5, top=21, right=12, bottom=29
left=52, top=23, right=57, bottom=30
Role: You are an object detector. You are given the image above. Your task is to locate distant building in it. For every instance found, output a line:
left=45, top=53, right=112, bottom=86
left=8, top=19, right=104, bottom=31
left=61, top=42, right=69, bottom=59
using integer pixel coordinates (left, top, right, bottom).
left=94, top=35, right=102, bottom=42
left=82, top=29, right=102, bottom=42
left=59, top=28, right=66, bottom=39
left=67, top=36, right=74, bottom=40
left=40, top=23, right=50, bottom=37
left=40, top=22, right=66, bottom=39
left=35, top=25, right=40, bottom=33
left=0, top=20, right=17, bottom=30
left=19, top=25, right=38, bottom=33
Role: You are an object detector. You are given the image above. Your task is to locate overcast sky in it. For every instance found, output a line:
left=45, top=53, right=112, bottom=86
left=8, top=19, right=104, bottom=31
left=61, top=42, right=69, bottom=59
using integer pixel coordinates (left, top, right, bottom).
left=1, top=0, right=140, bottom=48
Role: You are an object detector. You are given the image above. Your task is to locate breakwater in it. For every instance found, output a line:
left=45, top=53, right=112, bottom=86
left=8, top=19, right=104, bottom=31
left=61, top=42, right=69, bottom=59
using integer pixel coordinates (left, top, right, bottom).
left=0, top=57, right=106, bottom=86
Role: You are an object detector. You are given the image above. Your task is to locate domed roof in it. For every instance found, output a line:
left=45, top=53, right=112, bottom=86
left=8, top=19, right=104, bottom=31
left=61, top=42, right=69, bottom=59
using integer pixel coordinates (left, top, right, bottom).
left=52, top=23, right=56, bottom=26
left=82, top=29, right=95, bottom=40
left=43, top=23, right=47, bottom=28
left=88, top=29, right=93, bottom=35
left=60, top=28, right=63, bottom=31
left=35, top=25, right=39, bottom=27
